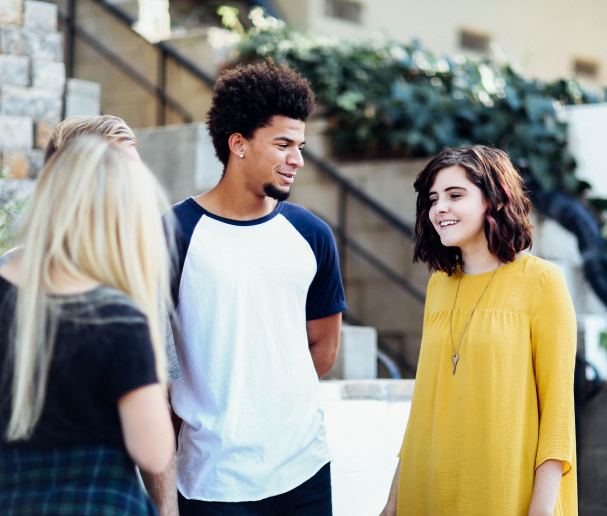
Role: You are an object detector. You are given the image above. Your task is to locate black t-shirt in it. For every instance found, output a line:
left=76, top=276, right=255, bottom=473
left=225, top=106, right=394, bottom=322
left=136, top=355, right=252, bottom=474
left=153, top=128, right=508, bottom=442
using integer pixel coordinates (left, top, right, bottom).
left=0, top=276, right=158, bottom=449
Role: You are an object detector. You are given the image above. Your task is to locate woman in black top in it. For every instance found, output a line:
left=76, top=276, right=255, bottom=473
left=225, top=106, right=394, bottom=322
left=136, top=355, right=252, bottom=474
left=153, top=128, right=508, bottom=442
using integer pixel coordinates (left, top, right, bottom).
left=0, top=137, right=175, bottom=515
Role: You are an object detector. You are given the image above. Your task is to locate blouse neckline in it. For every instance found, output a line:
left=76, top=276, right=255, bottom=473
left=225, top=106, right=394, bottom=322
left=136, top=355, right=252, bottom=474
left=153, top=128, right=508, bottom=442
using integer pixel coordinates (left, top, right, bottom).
left=459, top=253, right=531, bottom=278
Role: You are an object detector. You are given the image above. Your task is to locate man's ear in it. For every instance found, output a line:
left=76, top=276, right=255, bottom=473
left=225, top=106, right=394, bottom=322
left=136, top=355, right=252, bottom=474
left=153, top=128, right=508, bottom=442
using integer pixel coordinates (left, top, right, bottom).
left=228, top=133, right=246, bottom=158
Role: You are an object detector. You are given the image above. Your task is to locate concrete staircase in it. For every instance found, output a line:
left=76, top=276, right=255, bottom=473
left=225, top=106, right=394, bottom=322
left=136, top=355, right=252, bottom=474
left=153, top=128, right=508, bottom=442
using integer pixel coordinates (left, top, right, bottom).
left=47, top=0, right=214, bottom=128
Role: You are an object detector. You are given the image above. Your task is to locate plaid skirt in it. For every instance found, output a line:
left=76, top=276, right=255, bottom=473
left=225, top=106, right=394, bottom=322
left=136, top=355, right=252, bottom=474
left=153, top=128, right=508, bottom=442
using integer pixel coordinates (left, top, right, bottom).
left=0, top=444, right=158, bottom=516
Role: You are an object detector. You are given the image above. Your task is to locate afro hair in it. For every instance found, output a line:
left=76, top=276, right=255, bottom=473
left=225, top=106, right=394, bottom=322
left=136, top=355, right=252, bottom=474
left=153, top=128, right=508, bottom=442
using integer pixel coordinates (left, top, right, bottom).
left=207, top=60, right=315, bottom=167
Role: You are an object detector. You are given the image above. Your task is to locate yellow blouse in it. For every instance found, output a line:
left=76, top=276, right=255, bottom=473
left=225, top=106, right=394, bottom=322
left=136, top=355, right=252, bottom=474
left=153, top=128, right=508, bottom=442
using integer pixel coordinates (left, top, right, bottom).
left=397, top=254, right=577, bottom=516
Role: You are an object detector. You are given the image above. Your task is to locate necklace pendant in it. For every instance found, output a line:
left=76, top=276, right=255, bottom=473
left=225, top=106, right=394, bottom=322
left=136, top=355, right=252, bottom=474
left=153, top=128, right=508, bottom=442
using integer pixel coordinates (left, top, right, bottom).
left=452, top=353, right=459, bottom=375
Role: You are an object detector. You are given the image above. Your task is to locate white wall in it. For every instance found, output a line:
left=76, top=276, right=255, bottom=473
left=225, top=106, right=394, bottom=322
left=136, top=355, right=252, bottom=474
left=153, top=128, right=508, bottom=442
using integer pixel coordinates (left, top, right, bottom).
left=274, top=0, right=607, bottom=85
left=565, top=103, right=607, bottom=198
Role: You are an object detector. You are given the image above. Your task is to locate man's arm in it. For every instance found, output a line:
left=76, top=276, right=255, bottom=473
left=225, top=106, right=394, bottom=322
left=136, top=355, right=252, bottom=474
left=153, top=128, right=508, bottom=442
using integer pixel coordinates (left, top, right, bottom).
left=140, top=455, right=178, bottom=516
left=306, top=312, right=342, bottom=378
left=139, top=384, right=182, bottom=516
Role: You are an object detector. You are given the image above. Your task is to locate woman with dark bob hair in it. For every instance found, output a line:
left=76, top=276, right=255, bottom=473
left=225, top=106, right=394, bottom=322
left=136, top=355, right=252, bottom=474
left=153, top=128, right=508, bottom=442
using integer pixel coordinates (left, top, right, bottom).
left=380, top=146, right=577, bottom=516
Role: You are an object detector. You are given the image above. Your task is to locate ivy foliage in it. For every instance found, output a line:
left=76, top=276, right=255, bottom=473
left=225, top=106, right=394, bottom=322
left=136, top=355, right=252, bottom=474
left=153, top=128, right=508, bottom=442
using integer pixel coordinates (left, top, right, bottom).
left=236, top=28, right=605, bottom=199
left=0, top=168, right=28, bottom=256
left=0, top=196, right=25, bottom=256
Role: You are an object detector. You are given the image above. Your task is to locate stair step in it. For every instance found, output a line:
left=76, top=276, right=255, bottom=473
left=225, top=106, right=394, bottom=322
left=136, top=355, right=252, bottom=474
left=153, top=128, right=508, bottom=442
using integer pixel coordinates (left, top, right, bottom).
left=0, top=114, right=33, bottom=148
left=65, top=78, right=101, bottom=118
left=0, top=177, right=34, bottom=209
left=1, top=147, right=43, bottom=178
left=0, top=54, right=29, bottom=87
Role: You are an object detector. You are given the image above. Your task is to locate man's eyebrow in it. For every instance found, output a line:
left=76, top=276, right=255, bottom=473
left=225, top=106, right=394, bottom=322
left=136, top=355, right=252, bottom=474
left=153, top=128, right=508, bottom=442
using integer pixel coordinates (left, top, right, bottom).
left=273, top=136, right=306, bottom=145
left=428, top=186, right=467, bottom=196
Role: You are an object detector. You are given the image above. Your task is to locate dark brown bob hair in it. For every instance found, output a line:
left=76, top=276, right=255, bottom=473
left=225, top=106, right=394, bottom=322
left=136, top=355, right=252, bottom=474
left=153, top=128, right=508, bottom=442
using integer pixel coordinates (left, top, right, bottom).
left=413, top=145, right=533, bottom=275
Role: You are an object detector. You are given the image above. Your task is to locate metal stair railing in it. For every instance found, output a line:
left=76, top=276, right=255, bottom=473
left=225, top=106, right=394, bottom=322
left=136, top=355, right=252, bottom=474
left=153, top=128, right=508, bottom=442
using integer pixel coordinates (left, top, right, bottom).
left=342, top=311, right=416, bottom=379
left=311, top=214, right=422, bottom=378
left=59, top=9, right=195, bottom=123
left=317, top=215, right=424, bottom=303
left=60, top=0, right=215, bottom=126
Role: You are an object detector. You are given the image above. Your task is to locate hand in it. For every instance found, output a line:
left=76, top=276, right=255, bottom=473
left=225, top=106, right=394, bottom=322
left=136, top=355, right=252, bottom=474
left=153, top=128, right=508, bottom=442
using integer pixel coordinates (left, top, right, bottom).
left=379, top=460, right=401, bottom=516
left=379, top=501, right=397, bottom=516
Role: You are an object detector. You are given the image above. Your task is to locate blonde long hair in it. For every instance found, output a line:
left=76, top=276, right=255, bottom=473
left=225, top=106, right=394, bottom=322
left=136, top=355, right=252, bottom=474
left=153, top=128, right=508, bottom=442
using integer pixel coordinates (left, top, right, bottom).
left=7, top=136, right=173, bottom=441
left=44, top=115, right=138, bottom=163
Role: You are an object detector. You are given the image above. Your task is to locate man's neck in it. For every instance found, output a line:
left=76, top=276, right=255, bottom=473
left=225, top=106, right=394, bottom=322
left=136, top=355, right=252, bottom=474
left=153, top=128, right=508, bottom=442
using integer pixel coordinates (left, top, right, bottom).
left=193, top=174, right=279, bottom=221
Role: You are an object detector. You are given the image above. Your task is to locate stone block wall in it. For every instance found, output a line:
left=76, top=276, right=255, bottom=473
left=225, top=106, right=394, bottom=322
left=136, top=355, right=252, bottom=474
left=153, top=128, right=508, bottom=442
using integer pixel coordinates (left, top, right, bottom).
left=0, top=0, right=64, bottom=181
left=135, top=123, right=223, bottom=204
left=64, top=77, right=100, bottom=118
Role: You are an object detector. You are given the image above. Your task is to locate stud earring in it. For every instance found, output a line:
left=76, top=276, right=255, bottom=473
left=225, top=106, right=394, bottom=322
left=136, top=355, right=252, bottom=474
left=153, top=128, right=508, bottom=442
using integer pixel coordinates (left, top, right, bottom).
left=239, top=154, right=244, bottom=158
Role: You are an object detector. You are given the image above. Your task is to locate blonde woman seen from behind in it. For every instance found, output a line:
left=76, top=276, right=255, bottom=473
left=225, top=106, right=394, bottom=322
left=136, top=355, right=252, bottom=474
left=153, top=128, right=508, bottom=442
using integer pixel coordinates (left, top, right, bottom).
left=0, top=137, right=175, bottom=515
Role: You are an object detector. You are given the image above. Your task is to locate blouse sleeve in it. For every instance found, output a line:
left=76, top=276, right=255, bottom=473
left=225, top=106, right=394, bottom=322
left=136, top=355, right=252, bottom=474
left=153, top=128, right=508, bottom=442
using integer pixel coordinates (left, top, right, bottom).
left=530, top=265, right=577, bottom=474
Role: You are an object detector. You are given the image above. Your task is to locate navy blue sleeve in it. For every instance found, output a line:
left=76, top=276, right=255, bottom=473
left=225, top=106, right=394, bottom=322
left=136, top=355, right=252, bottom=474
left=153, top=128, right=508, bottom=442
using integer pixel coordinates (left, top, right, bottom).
left=164, top=198, right=205, bottom=308
left=281, top=203, right=348, bottom=320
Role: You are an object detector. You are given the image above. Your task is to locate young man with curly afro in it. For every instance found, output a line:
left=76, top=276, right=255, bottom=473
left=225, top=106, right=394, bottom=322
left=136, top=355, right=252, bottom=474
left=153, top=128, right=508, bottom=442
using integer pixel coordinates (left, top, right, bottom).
left=147, top=61, right=347, bottom=516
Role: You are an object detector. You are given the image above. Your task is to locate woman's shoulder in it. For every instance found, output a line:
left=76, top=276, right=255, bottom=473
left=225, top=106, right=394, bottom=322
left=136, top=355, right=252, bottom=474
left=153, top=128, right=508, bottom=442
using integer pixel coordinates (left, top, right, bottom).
left=509, top=253, right=564, bottom=282
left=428, top=269, right=458, bottom=286
left=57, top=287, right=152, bottom=364
left=58, top=286, right=147, bottom=326
left=506, top=254, right=571, bottom=307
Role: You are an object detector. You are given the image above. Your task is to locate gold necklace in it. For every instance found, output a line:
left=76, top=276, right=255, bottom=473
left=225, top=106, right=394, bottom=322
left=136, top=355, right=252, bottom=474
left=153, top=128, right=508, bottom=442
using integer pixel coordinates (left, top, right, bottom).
left=449, top=261, right=500, bottom=375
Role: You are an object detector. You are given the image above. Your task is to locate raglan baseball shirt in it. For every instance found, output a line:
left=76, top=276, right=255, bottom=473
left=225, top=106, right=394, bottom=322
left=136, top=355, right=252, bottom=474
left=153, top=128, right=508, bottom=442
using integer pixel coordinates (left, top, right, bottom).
left=168, top=198, right=347, bottom=502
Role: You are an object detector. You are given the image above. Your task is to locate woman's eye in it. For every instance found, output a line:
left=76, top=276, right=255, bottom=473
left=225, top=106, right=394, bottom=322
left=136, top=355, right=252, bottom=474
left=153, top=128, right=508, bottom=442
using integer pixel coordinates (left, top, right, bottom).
left=450, top=194, right=461, bottom=200
left=429, top=198, right=437, bottom=205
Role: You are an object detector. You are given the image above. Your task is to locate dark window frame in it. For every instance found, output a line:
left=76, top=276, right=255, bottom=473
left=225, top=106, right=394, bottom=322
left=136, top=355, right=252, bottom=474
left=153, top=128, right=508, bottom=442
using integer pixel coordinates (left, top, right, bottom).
left=574, top=58, right=599, bottom=79
left=325, top=0, right=362, bottom=23
left=459, top=29, right=491, bottom=53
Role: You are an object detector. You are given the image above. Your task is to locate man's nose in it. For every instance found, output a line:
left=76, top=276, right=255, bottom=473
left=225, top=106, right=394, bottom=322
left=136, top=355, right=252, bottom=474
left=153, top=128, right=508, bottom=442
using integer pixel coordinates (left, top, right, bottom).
left=288, top=148, right=304, bottom=169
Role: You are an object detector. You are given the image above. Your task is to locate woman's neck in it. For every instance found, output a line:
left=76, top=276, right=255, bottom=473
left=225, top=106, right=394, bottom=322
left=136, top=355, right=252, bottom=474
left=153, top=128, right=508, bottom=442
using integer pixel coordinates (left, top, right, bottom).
left=460, top=247, right=500, bottom=275
left=461, top=247, right=526, bottom=275
left=48, top=267, right=101, bottom=295
left=0, top=255, right=100, bottom=295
